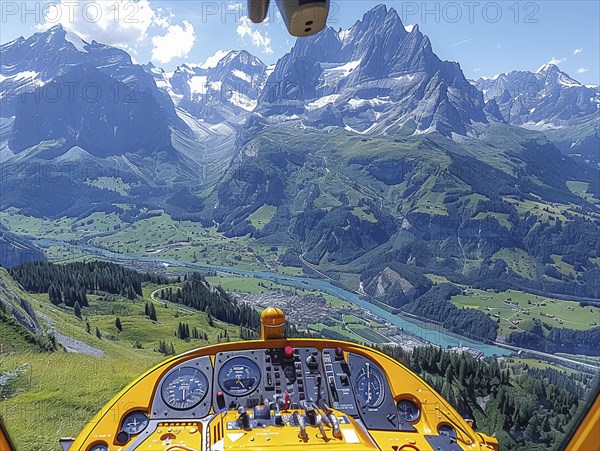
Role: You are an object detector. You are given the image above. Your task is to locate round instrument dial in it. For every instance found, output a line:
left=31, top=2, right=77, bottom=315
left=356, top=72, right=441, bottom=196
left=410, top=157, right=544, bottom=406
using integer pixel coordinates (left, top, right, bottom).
left=438, top=424, right=457, bottom=438
left=88, top=444, right=108, bottom=451
left=397, top=399, right=420, bottom=422
left=160, top=367, right=209, bottom=410
left=121, top=411, right=149, bottom=435
left=218, top=357, right=261, bottom=397
left=355, top=362, right=385, bottom=408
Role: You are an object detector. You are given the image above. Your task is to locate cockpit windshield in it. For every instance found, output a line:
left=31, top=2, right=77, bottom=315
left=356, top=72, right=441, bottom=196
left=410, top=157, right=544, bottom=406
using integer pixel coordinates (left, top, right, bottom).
left=0, top=2, right=598, bottom=450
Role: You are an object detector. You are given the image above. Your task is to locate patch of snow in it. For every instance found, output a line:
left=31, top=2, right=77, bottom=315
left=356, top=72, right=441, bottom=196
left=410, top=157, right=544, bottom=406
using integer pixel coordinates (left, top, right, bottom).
left=521, top=121, right=562, bottom=131
left=347, top=97, right=390, bottom=109
left=319, top=59, right=361, bottom=90
left=265, top=64, right=276, bottom=78
left=306, top=94, right=340, bottom=110
left=536, top=63, right=552, bottom=73
left=229, top=89, right=257, bottom=111
left=0, top=70, right=38, bottom=83
left=529, top=107, right=536, bottom=113
left=188, top=76, right=208, bottom=95
left=412, top=125, right=437, bottom=136
left=339, top=29, right=352, bottom=43
left=344, top=122, right=379, bottom=135
left=64, top=28, right=88, bottom=52
left=322, top=59, right=361, bottom=75
left=394, top=74, right=416, bottom=82
left=232, top=69, right=251, bottom=83
left=557, top=74, right=581, bottom=88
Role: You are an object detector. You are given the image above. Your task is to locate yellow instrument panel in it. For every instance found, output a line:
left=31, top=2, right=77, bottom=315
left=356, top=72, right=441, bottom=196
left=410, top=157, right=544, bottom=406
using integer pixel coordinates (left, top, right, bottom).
left=64, top=308, right=498, bottom=451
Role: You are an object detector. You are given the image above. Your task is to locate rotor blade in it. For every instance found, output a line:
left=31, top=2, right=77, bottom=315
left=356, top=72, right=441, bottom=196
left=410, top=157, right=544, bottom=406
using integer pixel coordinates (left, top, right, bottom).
left=248, top=0, right=270, bottom=23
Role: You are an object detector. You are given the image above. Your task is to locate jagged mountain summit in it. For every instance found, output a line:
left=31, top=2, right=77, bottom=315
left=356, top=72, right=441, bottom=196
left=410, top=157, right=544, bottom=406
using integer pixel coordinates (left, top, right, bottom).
left=0, top=24, right=181, bottom=127
left=475, top=64, right=599, bottom=163
left=255, top=5, right=493, bottom=137
left=146, top=51, right=268, bottom=124
left=475, top=63, right=599, bottom=127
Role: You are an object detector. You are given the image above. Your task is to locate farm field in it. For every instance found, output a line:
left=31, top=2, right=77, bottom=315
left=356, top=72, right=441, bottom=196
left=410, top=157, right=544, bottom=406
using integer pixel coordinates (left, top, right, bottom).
left=451, top=288, right=598, bottom=336
left=0, top=208, right=303, bottom=275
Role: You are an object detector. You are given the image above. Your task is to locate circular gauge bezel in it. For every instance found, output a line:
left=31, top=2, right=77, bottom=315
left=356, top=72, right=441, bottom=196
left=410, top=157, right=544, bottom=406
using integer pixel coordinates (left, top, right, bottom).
left=120, top=410, right=149, bottom=435
left=88, top=443, right=109, bottom=451
left=218, top=356, right=261, bottom=397
left=438, top=423, right=457, bottom=438
left=354, top=362, right=385, bottom=408
left=397, top=398, right=421, bottom=423
left=160, top=366, right=209, bottom=410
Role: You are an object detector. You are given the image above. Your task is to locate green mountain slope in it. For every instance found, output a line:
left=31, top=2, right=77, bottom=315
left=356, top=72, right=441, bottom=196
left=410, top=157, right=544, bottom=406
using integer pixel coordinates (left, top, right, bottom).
left=0, top=265, right=243, bottom=450
left=208, top=123, right=600, bottom=304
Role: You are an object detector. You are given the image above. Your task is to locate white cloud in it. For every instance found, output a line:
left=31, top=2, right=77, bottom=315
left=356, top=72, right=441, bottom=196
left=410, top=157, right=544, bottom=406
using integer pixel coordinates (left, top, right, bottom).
left=237, top=16, right=272, bottom=54
left=36, top=0, right=156, bottom=49
left=35, top=1, right=197, bottom=64
left=151, top=20, right=196, bottom=64
left=473, top=68, right=481, bottom=72
left=573, top=48, right=583, bottom=55
left=201, top=50, right=230, bottom=69
left=547, top=56, right=566, bottom=66
left=577, top=68, right=589, bottom=74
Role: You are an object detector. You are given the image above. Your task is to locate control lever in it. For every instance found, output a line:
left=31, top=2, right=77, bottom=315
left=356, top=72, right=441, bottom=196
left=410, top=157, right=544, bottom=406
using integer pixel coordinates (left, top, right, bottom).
left=236, top=406, right=251, bottom=430
left=292, top=412, right=308, bottom=440
left=302, top=400, right=316, bottom=425
left=315, top=411, right=327, bottom=440
left=314, top=402, right=330, bottom=426
left=327, top=411, right=342, bottom=439
left=271, top=396, right=284, bottom=426
left=318, top=400, right=342, bottom=439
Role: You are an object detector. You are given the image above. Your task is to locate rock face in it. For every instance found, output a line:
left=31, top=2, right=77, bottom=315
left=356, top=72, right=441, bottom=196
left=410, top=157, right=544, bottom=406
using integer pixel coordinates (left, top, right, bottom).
left=475, top=64, right=599, bottom=127
left=157, top=51, right=268, bottom=123
left=256, top=5, right=490, bottom=136
left=9, top=65, right=174, bottom=158
left=363, top=267, right=427, bottom=308
left=0, top=227, right=46, bottom=268
left=475, top=64, right=600, bottom=163
left=0, top=24, right=185, bottom=142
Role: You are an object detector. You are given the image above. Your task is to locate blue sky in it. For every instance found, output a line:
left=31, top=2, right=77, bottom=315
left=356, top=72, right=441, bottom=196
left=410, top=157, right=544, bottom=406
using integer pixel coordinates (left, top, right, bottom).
left=1, top=1, right=598, bottom=84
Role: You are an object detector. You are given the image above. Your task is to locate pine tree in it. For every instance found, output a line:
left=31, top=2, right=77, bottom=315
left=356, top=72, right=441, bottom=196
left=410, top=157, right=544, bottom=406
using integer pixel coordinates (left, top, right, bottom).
left=85, top=321, right=91, bottom=334
left=95, top=326, right=102, bottom=339
left=115, top=317, right=123, bottom=332
left=149, top=303, right=157, bottom=321
left=74, top=301, right=82, bottom=319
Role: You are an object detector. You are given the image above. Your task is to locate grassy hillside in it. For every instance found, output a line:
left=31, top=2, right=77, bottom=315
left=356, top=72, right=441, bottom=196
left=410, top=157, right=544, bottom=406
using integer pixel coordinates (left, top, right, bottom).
left=451, top=288, right=599, bottom=336
left=0, top=269, right=240, bottom=451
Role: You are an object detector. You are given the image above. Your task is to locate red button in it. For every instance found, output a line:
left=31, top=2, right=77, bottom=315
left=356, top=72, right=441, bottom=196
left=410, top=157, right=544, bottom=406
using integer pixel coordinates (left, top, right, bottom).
left=284, top=346, right=294, bottom=359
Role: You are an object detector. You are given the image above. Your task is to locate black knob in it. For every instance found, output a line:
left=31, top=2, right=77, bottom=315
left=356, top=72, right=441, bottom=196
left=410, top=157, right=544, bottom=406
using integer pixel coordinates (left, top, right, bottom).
left=306, top=355, right=319, bottom=369
left=237, top=407, right=251, bottom=430
left=116, top=431, right=130, bottom=444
